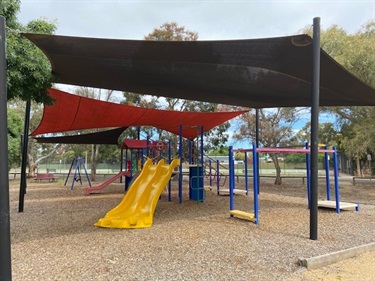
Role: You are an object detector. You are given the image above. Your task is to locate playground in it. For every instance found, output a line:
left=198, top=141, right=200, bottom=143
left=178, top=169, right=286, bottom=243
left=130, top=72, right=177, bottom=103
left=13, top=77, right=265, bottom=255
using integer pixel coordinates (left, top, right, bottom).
left=8, top=176, right=375, bottom=280
left=3, top=26, right=375, bottom=281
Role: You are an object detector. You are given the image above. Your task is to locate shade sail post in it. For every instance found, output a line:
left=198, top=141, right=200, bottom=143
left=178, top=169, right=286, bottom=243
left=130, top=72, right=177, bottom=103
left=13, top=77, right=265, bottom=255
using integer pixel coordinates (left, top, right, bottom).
left=310, top=17, right=321, bottom=241
left=0, top=15, right=13, bottom=281
left=19, top=100, right=31, bottom=213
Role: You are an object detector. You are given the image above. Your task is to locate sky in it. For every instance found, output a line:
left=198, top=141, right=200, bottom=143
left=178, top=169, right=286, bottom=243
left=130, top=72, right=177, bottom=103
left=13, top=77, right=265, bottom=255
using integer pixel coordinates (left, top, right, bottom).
left=18, top=0, right=374, bottom=40
left=16, top=0, right=375, bottom=146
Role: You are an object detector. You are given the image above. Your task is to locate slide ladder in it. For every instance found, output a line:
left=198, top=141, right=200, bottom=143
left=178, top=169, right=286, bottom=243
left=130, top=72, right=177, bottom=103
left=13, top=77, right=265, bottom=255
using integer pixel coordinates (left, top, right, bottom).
left=95, top=158, right=180, bottom=229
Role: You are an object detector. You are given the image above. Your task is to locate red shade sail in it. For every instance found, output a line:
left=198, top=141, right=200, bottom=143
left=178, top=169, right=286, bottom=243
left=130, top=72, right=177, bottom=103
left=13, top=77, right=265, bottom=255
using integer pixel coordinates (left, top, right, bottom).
left=31, top=88, right=247, bottom=139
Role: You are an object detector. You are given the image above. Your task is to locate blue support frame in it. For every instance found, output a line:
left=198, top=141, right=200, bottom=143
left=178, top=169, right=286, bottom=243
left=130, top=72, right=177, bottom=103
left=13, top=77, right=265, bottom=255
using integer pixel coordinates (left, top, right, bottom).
left=333, top=147, right=341, bottom=213
left=216, top=160, right=220, bottom=195
left=208, top=160, right=212, bottom=187
left=324, top=145, right=331, bottom=201
left=252, top=144, right=259, bottom=224
left=229, top=146, right=234, bottom=211
left=168, top=139, right=172, bottom=202
left=179, top=124, right=183, bottom=204
left=69, top=157, right=91, bottom=190
left=244, top=151, right=249, bottom=195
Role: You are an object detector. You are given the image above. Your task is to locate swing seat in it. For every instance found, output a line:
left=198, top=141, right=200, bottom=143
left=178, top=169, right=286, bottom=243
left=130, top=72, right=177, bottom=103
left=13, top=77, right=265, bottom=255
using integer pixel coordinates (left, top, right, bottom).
left=230, top=210, right=256, bottom=222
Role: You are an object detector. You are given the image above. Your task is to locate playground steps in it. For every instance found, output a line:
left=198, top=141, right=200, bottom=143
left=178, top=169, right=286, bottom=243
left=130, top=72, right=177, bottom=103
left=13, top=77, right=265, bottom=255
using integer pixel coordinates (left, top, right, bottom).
left=218, top=189, right=247, bottom=196
left=318, top=200, right=359, bottom=211
left=230, top=210, right=256, bottom=222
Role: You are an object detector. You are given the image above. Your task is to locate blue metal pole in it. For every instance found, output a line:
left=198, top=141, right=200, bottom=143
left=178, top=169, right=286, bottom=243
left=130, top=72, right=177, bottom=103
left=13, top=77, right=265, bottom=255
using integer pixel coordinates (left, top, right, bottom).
left=168, top=139, right=172, bottom=202
left=81, top=157, right=91, bottom=187
left=146, top=135, right=150, bottom=158
left=229, top=146, right=234, bottom=211
left=324, top=145, right=331, bottom=200
left=71, top=158, right=79, bottom=190
left=120, top=148, right=123, bottom=184
left=333, top=147, right=340, bottom=213
left=188, top=139, right=192, bottom=164
left=200, top=126, right=204, bottom=165
left=179, top=124, right=183, bottom=204
left=130, top=149, right=133, bottom=176
left=216, top=160, right=220, bottom=195
left=200, top=126, right=204, bottom=198
left=305, top=142, right=311, bottom=208
left=244, top=151, right=248, bottom=195
left=209, top=160, right=212, bottom=187
left=253, top=143, right=259, bottom=225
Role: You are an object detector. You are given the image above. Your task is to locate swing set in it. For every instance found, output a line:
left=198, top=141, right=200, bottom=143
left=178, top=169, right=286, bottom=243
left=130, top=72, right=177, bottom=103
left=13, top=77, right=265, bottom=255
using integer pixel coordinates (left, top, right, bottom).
left=64, top=157, right=91, bottom=190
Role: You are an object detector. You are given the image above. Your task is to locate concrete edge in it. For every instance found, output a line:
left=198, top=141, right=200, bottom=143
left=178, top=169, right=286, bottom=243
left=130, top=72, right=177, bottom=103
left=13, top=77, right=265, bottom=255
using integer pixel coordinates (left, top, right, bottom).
left=298, top=242, right=375, bottom=269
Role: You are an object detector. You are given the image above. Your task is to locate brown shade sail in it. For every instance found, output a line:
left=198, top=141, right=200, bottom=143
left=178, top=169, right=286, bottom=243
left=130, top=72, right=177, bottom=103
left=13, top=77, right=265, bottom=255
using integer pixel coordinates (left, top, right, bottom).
left=33, top=127, right=128, bottom=145
left=23, top=33, right=375, bottom=108
left=31, top=88, right=247, bottom=139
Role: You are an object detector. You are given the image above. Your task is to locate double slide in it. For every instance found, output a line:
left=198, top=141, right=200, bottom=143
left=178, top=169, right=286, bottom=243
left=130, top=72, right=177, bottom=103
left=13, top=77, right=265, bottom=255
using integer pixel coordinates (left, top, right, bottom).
left=95, top=158, right=180, bottom=229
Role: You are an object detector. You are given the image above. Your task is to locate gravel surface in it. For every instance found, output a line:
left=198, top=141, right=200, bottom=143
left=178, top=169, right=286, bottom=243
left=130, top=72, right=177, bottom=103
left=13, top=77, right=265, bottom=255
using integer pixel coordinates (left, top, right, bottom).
left=9, top=176, right=375, bottom=280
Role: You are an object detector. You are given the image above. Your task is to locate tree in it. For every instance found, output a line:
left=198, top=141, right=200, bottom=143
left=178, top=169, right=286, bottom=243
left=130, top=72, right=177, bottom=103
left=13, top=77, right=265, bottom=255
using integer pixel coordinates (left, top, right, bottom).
left=4, top=2, right=57, bottom=103
left=123, top=22, right=231, bottom=156
left=234, top=108, right=303, bottom=184
left=301, top=21, right=375, bottom=176
left=144, top=22, right=198, bottom=41
left=7, top=108, right=23, bottom=170
left=2, top=1, right=58, bottom=176
left=74, top=87, right=120, bottom=181
left=293, top=122, right=339, bottom=147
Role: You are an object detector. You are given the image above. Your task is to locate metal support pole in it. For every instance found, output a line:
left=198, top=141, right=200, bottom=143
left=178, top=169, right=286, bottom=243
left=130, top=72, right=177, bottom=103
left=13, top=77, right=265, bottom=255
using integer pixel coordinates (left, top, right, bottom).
left=255, top=108, right=260, bottom=194
left=305, top=142, right=311, bottom=208
left=229, top=146, right=234, bottom=211
left=81, top=157, right=91, bottom=187
left=0, top=15, right=12, bottom=280
left=19, top=100, right=30, bottom=212
left=216, top=160, right=220, bottom=195
left=310, top=17, right=321, bottom=241
left=168, top=139, right=172, bottom=201
left=244, top=151, right=248, bottom=195
left=253, top=143, right=259, bottom=225
left=333, top=147, right=341, bottom=213
left=146, top=135, right=150, bottom=158
left=200, top=126, right=204, bottom=167
left=188, top=138, right=192, bottom=164
left=324, top=145, right=331, bottom=200
left=178, top=124, right=183, bottom=204
left=120, top=148, right=123, bottom=183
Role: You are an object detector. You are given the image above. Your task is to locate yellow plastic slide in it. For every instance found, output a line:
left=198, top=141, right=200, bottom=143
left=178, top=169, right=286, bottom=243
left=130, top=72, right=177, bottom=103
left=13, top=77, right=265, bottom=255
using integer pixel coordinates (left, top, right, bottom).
left=95, top=158, right=180, bottom=229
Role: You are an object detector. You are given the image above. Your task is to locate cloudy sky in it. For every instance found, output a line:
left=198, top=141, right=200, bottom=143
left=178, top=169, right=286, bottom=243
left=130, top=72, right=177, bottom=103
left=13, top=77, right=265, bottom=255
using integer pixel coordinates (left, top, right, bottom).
left=18, top=0, right=374, bottom=40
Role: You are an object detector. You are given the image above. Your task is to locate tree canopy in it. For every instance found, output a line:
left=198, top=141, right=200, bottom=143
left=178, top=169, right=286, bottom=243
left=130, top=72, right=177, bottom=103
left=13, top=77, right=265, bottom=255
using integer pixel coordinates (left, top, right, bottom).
left=122, top=22, right=232, bottom=152
left=301, top=20, right=375, bottom=175
left=2, top=0, right=57, bottom=104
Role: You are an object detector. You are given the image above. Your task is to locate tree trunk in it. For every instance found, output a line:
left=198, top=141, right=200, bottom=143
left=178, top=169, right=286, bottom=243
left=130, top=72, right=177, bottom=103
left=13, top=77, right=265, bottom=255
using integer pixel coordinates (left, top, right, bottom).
left=27, top=142, right=60, bottom=178
left=272, top=156, right=282, bottom=185
left=90, top=144, right=100, bottom=182
left=356, top=156, right=361, bottom=177
left=90, top=144, right=96, bottom=182
left=29, top=163, right=37, bottom=177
